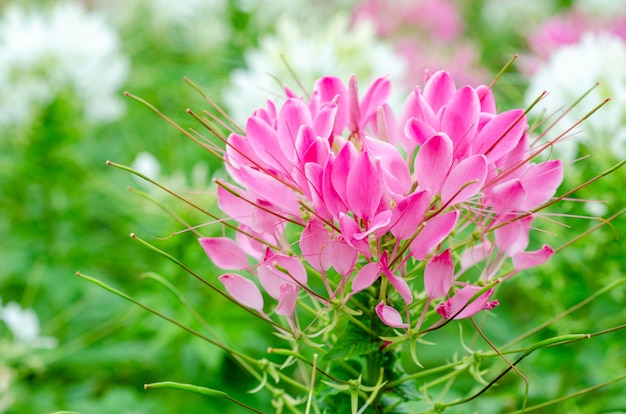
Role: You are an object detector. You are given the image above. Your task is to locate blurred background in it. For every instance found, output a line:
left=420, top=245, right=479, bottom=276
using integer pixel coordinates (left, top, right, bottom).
left=0, top=0, right=624, bottom=412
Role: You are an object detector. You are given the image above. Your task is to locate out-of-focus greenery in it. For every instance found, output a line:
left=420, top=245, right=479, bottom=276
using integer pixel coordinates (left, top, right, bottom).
left=1, top=0, right=624, bottom=413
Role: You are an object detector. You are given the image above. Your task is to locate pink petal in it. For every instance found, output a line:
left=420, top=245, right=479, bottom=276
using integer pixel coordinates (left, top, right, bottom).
left=218, top=274, right=264, bottom=313
left=327, top=237, right=359, bottom=276
left=351, top=262, right=381, bottom=295
left=512, top=245, right=554, bottom=271
left=246, top=115, right=289, bottom=172
left=277, top=98, right=312, bottom=160
left=346, top=151, right=382, bottom=220
left=312, top=102, right=338, bottom=141
left=381, top=252, right=413, bottom=304
left=422, top=70, right=456, bottom=112
left=460, top=241, right=493, bottom=270
left=354, top=210, right=393, bottom=240
left=299, top=219, right=332, bottom=271
left=404, top=117, right=438, bottom=146
left=517, top=160, right=563, bottom=210
left=410, top=210, right=459, bottom=261
left=494, top=215, right=533, bottom=256
left=441, top=154, right=488, bottom=206
left=339, top=213, right=372, bottom=257
left=275, top=283, right=298, bottom=316
left=313, top=76, right=349, bottom=134
left=359, top=77, right=391, bottom=129
left=414, top=133, right=453, bottom=194
left=487, top=178, right=527, bottom=214
left=376, top=301, right=409, bottom=329
left=473, top=109, right=527, bottom=162
left=362, top=136, right=412, bottom=196
left=440, top=85, right=480, bottom=157
left=424, top=249, right=454, bottom=299
left=389, top=189, right=432, bottom=240
left=199, top=237, right=249, bottom=270
left=436, top=286, right=498, bottom=319
left=239, top=165, right=300, bottom=216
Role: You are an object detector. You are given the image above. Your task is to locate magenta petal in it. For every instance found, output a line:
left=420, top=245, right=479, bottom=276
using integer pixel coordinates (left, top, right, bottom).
left=217, top=185, right=252, bottom=227
left=351, top=262, right=381, bottom=295
left=422, top=70, right=457, bottom=112
left=512, top=245, right=555, bottom=271
left=437, top=286, right=497, bottom=319
left=359, top=77, right=391, bottom=128
left=414, top=133, right=453, bottom=194
left=346, top=151, right=382, bottom=220
left=275, top=283, right=298, bottom=316
left=441, top=154, right=488, bottom=206
left=354, top=210, right=393, bottom=241
left=276, top=98, right=312, bottom=160
left=494, top=215, right=533, bottom=256
left=246, top=116, right=289, bottom=172
left=404, top=117, right=438, bottom=146
left=218, top=274, right=264, bottom=313
left=460, top=241, right=493, bottom=270
left=473, top=109, right=526, bottom=162
left=518, top=160, right=563, bottom=210
left=389, top=189, right=432, bottom=240
left=376, top=301, right=409, bottom=329
left=327, top=238, right=359, bottom=276
left=240, top=166, right=300, bottom=216
left=362, top=136, right=412, bottom=196
left=381, top=253, right=413, bottom=304
left=199, top=237, right=249, bottom=270
left=339, top=213, right=371, bottom=257
left=312, top=102, right=338, bottom=140
left=424, top=249, right=454, bottom=299
left=487, top=179, right=527, bottom=214
left=300, top=219, right=332, bottom=271
left=313, top=76, right=349, bottom=134
left=441, top=86, right=480, bottom=157
left=410, top=210, right=459, bottom=260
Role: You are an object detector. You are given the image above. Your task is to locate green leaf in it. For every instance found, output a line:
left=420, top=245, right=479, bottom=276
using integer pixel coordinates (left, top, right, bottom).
left=322, top=321, right=384, bottom=361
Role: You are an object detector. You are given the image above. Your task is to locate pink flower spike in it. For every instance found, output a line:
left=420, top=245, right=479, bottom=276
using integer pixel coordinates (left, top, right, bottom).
left=218, top=274, right=264, bottom=314
left=512, top=245, right=555, bottom=271
left=424, top=249, right=454, bottom=299
left=409, top=210, right=459, bottom=261
left=376, top=301, right=409, bottom=329
left=351, top=262, right=382, bottom=295
left=199, top=237, right=249, bottom=270
left=436, top=286, right=498, bottom=319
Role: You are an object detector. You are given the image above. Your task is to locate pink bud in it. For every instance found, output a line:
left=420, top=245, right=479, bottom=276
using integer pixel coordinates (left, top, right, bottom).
left=375, top=301, right=409, bottom=329
left=424, top=249, right=454, bottom=299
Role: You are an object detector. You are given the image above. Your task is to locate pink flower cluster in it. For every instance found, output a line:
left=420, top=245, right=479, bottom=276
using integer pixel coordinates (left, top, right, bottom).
left=200, top=71, right=562, bottom=331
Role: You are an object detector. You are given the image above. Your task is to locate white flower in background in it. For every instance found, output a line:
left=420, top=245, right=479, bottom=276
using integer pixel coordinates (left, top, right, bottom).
left=131, top=151, right=162, bottom=181
left=525, top=32, right=626, bottom=161
left=575, top=0, right=626, bottom=17
left=95, top=0, right=230, bottom=53
left=0, top=2, right=129, bottom=128
left=480, top=0, right=557, bottom=34
left=0, top=300, right=57, bottom=349
left=222, top=14, right=408, bottom=123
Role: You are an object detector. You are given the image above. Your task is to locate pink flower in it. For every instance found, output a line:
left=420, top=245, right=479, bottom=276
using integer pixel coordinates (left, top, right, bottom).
left=436, top=286, right=499, bottom=320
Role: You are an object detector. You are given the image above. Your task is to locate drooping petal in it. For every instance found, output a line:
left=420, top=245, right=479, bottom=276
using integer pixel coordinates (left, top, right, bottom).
left=441, top=154, right=487, bottom=206
left=436, top=286, right=498, bottom=319
left=460, top=241, right=493, bottom=270
left=414, top=133, right=453, bottom=194
left=512, top=245, right=555, bottom=271
left=381, top=252, right=413, bottom=304
left=218, top=274, right=264, bottom=314
left=494, top=215, right=534, bottom=256
left=351, top=262, right=382, bottom=295
left=424, top=249, right=454, bottom=299
left=199, top=237, right=249, bottom=270
left=275, top=283, right=298, bottom=316
left=299, top=219, right=333, bottom=271
left=375, top=301, right=409, bottom=329
left=327, top=237, right=359, bottom=276
left=410, top=210, right=459, bottom=260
